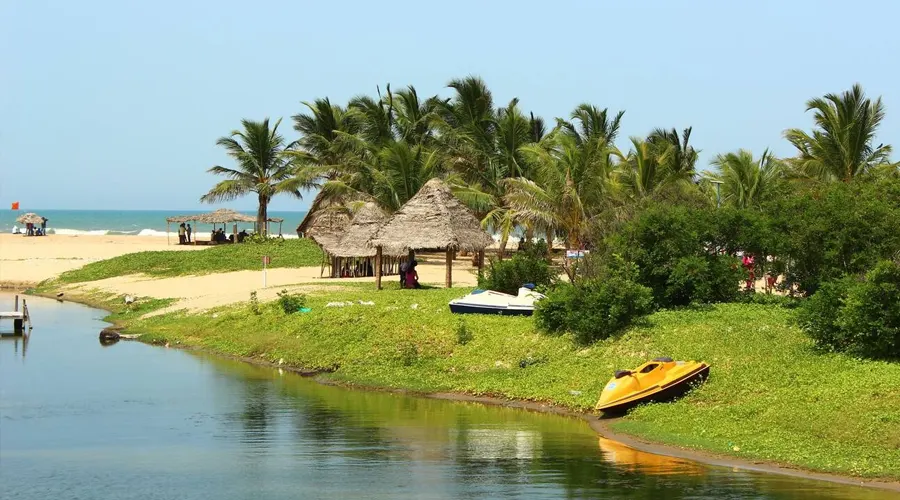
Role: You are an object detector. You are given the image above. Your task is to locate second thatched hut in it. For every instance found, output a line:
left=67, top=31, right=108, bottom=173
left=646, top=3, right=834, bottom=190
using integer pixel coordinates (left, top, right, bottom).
left=368, top=178, right=493, bottom=288
left=319, top=202, right=405, bottom=278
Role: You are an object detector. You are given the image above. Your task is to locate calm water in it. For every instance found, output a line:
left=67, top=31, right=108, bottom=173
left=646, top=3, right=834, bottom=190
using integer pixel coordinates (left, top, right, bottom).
left=1, top=209, right=307, bottom=237
left=0, top=295, right=893, bottom=499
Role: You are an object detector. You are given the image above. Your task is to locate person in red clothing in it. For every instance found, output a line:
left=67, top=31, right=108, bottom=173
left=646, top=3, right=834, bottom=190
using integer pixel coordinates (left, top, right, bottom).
left=742, top=253, right=755, bottom=290
left=405, top=260, right=420, bottom=289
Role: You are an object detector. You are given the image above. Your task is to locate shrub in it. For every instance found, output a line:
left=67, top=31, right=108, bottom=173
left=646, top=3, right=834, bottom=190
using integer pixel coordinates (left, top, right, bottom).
left=478, top=253, right=554, bottom=295
left=536, top=261, right=653, bottom=344
left=798, top=260, right=900, bottom=359
left=764, top=179, right=900, bottom=295
left=276, top=289, right=306, bottom=314
left=607, top=204, right=748, bottom=308
left=455, top=319, right=473, bottom=346
left=249, top=291, right=261, bottom=315
left=517, top=238, right=550, bottom=259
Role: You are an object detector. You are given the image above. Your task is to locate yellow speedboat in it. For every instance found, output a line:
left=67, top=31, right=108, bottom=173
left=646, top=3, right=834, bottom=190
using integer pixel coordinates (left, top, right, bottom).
left=595, top=357, right=709, bottom=414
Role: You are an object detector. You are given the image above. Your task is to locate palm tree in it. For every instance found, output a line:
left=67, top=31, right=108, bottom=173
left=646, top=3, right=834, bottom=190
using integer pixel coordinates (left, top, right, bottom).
left=201, top=118, right=313, bottom=234
left=291, top=98, right=358, bottom=179
left=510, top=129, right=617, bottom=249
left=647, top=127, right=698, bottom=181
left=616, top=137, right=669, bottom=200
left=784, top=84, right=893, bottom=181
left=706, top=149, right=784, bottom=209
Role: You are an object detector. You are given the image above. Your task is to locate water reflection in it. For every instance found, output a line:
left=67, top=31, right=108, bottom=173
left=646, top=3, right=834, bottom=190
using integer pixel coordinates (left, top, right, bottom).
left=1, top=294, right=896, bottom=500
left=0, top=333, right=29, bottom=359
left=597, top=436, right=705, bottom=476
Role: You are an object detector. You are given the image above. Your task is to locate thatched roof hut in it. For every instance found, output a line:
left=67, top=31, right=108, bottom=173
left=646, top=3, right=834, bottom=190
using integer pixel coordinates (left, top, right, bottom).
left=315, top=202, right=406, bottom=279
left=297, top=191, right=349, bottom=236
left=16, top=213, right=46, bottom=225
left=369, top=178, right=492, bottom=288
left=324, top=202, right=395, bottom=258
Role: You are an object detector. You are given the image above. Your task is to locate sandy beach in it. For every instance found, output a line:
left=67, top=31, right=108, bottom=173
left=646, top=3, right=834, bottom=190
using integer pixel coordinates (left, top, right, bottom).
left=0, top=234, right=203, bottom=285
left=0, top=233, right=480, bottom=313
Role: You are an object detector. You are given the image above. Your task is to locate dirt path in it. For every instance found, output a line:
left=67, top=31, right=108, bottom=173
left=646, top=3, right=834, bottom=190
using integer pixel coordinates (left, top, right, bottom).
left=66, top=260, right=480, bottom=316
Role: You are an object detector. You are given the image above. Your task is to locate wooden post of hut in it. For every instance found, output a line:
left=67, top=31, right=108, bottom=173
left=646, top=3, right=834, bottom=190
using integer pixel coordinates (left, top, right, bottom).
left=375, top=246, right=383, bottom=290
left=445, top=247, right=453, bottom=288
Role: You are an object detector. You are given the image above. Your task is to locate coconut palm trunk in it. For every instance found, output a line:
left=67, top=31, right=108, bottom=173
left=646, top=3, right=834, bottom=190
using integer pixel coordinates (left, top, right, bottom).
left=257, top=194, right=269, bottom=235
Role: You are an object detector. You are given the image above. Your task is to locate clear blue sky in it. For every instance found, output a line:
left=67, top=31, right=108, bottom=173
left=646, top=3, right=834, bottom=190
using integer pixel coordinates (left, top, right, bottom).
left=2, top=0, right=897, bottom=211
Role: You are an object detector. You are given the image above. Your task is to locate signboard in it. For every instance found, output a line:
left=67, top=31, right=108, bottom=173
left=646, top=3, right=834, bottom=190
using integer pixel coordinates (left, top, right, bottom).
left=565, top=250, right=589, bottom=259
left=262, top=256, right=271, bottom=265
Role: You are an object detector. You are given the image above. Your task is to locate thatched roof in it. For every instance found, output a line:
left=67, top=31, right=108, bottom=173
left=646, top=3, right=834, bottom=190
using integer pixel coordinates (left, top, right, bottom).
left=369, top=178, right=493, bottom=253
left=299, top=191, right=358, bottom=249
left=322, top=202, right=402, bottom=258
left=16, top=212, right=45, bottom=225
left=297, top=191, right=356, bottom=234
left=166, top=209, right=256, bottom=224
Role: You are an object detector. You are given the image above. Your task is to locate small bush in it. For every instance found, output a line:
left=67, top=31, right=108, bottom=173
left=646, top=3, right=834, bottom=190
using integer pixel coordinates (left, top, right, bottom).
left=798, top=260, right=900, bottom=358
left=397, top=341, right=418, bottom=366
left=276, top=289, right=306, bottom=314
left=517, top=238, right=550, bottom=260
left=478, top=253, right=554, bottom=295
left=249, top=291, right=261, bottom=315
left=737, top=290, right=802, bottom=308
left=455, top=319, right=473, bottom=345
left=536, top=262, right=653, bottom=344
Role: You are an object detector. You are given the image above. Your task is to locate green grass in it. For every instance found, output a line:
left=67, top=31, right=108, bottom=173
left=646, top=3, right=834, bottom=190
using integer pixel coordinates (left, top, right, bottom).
left=55, top=239, right=323, bottom=283
left=105, top=287, right=900, bottom=480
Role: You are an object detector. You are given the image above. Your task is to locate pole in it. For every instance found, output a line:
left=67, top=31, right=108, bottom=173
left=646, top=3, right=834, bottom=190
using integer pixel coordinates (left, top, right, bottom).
left=375, top=246, right=383, bottom=290
left=262, top=256, right=268, bottom=288
left=445, top=248, right=453, bottom=288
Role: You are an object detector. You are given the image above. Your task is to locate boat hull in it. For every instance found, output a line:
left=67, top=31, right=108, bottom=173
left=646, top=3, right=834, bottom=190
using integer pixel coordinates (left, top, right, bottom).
left=598, top=365, right=710, bottom=415
left=448, top=303, right=534, bottom=316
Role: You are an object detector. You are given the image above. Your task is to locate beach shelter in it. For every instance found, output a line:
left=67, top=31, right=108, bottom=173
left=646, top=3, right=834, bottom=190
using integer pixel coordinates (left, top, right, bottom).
left=15, top=212, right=47, bottom=235
left=165, top=209, right=256, bottom=245
left=368, top=178, right=493, bottom=289
left=318, top=202, right=405, bottom=278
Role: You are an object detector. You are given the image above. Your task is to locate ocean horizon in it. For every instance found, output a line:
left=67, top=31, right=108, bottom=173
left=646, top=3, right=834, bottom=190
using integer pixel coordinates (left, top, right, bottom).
left=2, top=209, right=308, bottom=237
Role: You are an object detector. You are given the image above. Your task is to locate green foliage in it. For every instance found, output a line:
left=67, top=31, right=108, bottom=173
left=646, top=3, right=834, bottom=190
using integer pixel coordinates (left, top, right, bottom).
left=516, top=238, right=549, bottom=260
left=455, top=319, right=473, bottom=346
left=799, top=260, right=900, bottom=359
left=536, top=261, right=653, bottom=344
left=765, top=179, right=900, bottom=295
left=56, top=239, right=322, bottom=283
left=608, top=204, right=747, bottom=308
left=477, top=252, right=554, bottom=295
left=276, top=289, right=307, bottom=314
left=249, top=291, right=261, bottom=315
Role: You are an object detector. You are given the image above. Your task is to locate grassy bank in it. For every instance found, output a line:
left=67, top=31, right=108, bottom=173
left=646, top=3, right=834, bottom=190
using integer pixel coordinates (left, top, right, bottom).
left=55, top=239, right=322, bottom=283
left=75, top=284, right=900, bottom=480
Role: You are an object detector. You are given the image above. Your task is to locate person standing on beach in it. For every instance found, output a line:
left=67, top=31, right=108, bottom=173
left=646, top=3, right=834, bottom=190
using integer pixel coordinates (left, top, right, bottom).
left=186, top=224, right=192, bottom=243
left=40, top=217, right=47, bottom=236
left=178, top=223, right=186, bottom=244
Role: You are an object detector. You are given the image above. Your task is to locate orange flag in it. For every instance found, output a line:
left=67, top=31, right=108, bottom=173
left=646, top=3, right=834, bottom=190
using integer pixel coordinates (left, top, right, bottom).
left=11, top=201, right=19, bottom=210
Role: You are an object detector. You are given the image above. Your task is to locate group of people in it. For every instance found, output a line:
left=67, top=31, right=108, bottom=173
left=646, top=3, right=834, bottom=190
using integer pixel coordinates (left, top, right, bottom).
left=177, top=223, right=193, bottom=244
left=178, top=222, right=250, bottom=244
left=11, top=218, right=48, bottom=236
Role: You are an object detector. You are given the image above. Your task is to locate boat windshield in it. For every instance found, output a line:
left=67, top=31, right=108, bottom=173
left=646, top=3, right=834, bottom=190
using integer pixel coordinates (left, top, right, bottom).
left=639, top=363, right=659, bottom=374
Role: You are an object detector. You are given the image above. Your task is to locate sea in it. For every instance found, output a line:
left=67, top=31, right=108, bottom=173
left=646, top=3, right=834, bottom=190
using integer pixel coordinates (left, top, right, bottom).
left=2, top=209, right=308, bottom=237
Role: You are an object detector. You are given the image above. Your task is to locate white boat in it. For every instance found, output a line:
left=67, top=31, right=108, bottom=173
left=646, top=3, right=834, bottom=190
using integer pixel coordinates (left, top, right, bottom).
left=448, top=285, right=546, bottom=316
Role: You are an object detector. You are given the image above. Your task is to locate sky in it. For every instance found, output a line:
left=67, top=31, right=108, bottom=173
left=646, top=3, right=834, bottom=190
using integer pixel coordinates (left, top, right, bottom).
left=2, top=0, right=898, bottom=212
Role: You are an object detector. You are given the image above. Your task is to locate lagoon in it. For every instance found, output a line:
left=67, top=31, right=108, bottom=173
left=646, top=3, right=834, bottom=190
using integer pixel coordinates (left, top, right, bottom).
left=0, top=295, right=891, bottom=499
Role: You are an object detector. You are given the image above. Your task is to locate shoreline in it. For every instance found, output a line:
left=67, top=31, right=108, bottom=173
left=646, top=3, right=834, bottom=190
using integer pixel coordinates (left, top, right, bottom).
left=39, top=290, right=900, bottom=493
